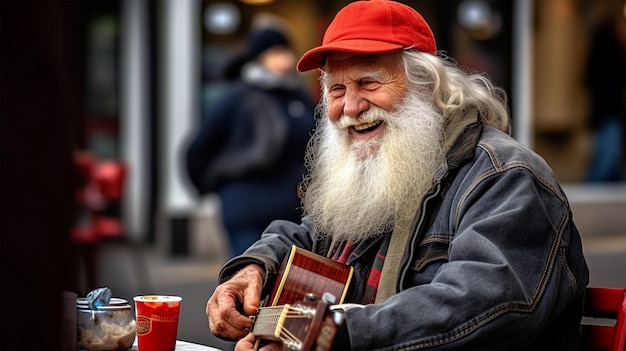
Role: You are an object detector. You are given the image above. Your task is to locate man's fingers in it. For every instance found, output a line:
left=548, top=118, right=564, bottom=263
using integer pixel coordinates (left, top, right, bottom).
left=207, top=290, right=253, bottom=340
left=209, top=305, right=249, bottom=341
left=259, top=342, right=282, bottom=351
left=242, top=287, right=261, bottom=316
left=241, top=267, right=263, bottom=316
left=210, top=318, right=248, bottom=340
left=206, top=264, right=265, bottom=341
left=234, top=333, right=257, bottom=351
left=235, top=334, right=281, bottom=351
left=218, top=291, right=254, bottom=326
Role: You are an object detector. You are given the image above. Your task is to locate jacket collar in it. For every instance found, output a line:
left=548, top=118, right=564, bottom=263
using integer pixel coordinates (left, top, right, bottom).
left=435, top=109, right=483, bottom=182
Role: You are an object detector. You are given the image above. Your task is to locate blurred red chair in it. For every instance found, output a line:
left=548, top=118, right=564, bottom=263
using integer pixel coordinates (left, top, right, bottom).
left=71, top=157, right=127, bottom=241
left=71, top=153, right=127, bottom=291
left=71, top=152, right=99, bottom=244
left=91, top=161, right=127, bottom=238
left=581, top=286, right=626, bottom=351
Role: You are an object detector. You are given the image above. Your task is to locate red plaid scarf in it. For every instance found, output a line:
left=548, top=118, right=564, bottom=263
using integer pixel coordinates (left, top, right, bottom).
left=334, top=235, right=390, bottom=304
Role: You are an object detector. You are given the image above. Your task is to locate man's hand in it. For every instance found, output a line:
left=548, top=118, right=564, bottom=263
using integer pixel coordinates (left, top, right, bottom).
left=206, top=264, right=265, bottom=340
left=235, top=333, right=282, bottom=351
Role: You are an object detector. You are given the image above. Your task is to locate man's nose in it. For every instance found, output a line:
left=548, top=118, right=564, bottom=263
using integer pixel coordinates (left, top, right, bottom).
left=343, top=88, right=370, bottom=118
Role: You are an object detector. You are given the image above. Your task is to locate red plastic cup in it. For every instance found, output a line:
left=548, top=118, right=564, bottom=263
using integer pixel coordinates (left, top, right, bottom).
left=133, top=295, right=182, bottom=351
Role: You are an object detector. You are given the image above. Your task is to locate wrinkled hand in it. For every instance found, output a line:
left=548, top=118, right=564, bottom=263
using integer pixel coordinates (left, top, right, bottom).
left=235, top=333, right=282, bottom=351
left=206, top=264, right=264, bottom=340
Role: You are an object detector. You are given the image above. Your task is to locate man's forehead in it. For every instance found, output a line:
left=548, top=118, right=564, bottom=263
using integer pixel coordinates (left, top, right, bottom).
left=324, top=52, right=395, bottom=79
left=325, top=52, right=387, bottom=68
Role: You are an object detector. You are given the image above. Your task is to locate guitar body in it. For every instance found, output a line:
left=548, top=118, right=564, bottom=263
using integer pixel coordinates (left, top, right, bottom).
left=252, top=246, right=354, bottom=351
left=268, top=245, right=354, bottom=307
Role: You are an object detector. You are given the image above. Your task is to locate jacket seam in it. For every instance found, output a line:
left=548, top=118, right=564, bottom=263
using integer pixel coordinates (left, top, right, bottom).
left=478, top=142, right=568, bottom=203
left=388, top=303, right=535, bottom=350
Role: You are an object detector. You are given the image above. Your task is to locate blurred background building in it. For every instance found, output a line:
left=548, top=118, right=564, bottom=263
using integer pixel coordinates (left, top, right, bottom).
left=71, top=0, right=624, bottom=256
left=1, top=0, right=625, bottom=349
left=4, top=0, right=625, bottom=281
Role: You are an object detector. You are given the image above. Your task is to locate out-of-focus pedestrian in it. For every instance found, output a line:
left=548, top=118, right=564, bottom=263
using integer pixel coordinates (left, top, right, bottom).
left=186, top=25, right=315, bottom=257
left=584, top=14, right=626, bottom=182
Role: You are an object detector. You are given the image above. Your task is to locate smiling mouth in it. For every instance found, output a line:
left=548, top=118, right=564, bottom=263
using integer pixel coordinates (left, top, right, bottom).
left=353, top=119, right=383, bottom=133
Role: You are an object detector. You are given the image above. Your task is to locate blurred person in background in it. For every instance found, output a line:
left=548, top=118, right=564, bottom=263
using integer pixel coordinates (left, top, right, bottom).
left=205, top=1, right=589, bottom=349
left=584, top=13, right=626, bottom=182
left=186, top=25, right=315, bottom=257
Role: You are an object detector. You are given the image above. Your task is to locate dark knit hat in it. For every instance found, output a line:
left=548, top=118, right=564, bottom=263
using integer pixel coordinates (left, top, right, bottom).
left=248, top=27, right=290, bottom=60
left=224, top=27, right=291, bottom=79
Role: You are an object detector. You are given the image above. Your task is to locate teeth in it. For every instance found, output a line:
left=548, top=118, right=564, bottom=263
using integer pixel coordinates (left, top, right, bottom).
left=354, top=119, right=382, bottom=131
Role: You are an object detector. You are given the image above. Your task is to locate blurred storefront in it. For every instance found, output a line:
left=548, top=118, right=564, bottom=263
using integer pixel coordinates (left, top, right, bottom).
left=65, top=0, right=625, bottom=257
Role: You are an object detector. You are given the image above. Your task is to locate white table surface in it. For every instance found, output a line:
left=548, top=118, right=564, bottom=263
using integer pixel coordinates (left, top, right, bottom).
left=128, top=340, right=222, bottom=351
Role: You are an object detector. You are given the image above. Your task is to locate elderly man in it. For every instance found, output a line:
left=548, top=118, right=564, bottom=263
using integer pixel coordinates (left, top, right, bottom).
left=206, top=1, right=589, bottom=349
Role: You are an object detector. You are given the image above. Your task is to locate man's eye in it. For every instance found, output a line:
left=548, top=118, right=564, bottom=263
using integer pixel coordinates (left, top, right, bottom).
left=329, top=85, right=345, bottom=97
left=361, top=81, right=381, bottom=90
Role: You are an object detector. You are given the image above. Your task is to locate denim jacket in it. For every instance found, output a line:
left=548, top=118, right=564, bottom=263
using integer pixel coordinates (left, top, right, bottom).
left=219, top=120, right=590, bottom=350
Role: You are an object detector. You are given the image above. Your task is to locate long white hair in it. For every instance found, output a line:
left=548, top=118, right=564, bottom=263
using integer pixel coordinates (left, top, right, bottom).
left=301, top=50, right=510, bottom=241
left=401, top=50, right=510, bottom=134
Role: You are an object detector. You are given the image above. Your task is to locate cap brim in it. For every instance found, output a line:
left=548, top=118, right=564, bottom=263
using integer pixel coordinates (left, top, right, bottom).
left=297, top=39, right=404, bottom=72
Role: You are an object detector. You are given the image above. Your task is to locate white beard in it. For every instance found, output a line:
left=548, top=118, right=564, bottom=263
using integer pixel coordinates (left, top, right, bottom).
left=302, top=89, right=446, bottom=243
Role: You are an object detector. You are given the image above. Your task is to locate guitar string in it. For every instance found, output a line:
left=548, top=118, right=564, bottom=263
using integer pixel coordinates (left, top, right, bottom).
left=252, top=313, right=311, bottom=330
left=252, top=305, right=309, bottom=334
left=279, top=326, right=300, bottom=346
left=254, top=308, right=310, bottom=323
left=252, top=306, right=312, bottom=340
left=252, top=306, right=285, bottom=336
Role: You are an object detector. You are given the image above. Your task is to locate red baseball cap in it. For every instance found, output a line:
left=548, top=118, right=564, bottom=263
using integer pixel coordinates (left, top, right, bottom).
left=297, top=0, right=437, bottom=72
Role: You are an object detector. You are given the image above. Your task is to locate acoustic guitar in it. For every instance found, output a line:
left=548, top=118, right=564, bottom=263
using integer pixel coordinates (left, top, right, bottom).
left=251, top=245, right=354, bottom=351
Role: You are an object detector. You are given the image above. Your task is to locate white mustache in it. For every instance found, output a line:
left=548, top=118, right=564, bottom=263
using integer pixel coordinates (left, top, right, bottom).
left=336, top=108, right=386, bottom=130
